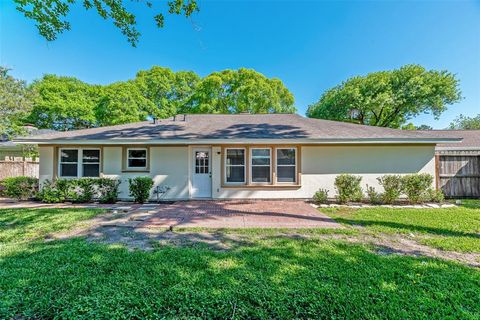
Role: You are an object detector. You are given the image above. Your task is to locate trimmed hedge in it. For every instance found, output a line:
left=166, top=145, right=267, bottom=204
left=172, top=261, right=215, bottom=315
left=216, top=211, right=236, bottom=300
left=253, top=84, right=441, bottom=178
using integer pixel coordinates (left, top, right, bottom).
left=0, top=176, right=39, bottom=200
left=128, top=176, right=154, bottom=203
left=334, top=174, right=363, bottom=203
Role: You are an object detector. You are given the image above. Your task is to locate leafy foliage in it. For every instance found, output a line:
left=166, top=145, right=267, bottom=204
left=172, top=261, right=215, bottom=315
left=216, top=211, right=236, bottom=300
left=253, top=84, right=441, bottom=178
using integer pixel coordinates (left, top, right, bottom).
left=14, top=0, right=199, bottom=47
left=0, top=176, right=38, bottom=200
left=0, top=67, right=35, bottom=139
left=36, top=178, right=120, bottom=203
left=95, top=81, right=158, bottom=126
left=401, top=173, right=434, bottom=204
left=36, top=180, right=66, bottom=203
left=377, top=175, right=403, bottom=204
left=96, top=178, right=121, bottom=204
left=307, top=65, right=461, bottom=128
left=128, top=176, right=154, bottom=203
left=313, top=188, right=329, bottom=204
left=449, top=114, right=480, bottom=130
left=28, top=75, right=99, bottom=130
left=186, top=69, right=296, bottom=114
left=334, top=174, right=363, bottom=203
left=365, top=185, right=382, bottom=204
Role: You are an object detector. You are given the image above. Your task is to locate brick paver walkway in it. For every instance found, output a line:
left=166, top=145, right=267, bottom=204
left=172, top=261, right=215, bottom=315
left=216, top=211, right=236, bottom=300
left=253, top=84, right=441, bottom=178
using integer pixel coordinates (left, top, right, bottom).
left=0, top=199, right=341, bottom=229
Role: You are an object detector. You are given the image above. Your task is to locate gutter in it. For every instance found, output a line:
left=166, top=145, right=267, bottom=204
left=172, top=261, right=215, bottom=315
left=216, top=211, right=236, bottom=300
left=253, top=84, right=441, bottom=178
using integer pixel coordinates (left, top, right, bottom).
left=13, top=137, right=463, bottom=145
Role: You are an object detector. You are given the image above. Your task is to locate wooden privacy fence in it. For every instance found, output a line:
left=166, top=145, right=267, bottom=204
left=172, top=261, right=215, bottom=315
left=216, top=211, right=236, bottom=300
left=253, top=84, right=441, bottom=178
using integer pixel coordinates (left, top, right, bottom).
left=438, top=153, right=480, bottom=198
left=0, top=157, right=39, bottom=180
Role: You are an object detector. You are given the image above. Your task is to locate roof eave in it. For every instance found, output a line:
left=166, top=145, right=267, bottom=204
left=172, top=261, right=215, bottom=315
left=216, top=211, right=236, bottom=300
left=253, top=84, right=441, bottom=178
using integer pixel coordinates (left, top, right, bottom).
left=13, top=137, right=462, bottom=145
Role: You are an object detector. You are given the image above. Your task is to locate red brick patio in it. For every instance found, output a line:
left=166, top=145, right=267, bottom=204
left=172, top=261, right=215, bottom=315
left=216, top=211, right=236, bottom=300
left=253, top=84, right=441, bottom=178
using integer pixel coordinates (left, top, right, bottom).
left=138, top=200, right=341, bottom=229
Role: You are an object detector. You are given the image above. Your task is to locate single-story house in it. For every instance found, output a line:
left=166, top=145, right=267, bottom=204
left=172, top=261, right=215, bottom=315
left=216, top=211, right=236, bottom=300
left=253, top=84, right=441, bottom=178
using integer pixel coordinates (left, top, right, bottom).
left=429, top=130, right=480, bottom=198
left=15, top=114, right=461, bottom=201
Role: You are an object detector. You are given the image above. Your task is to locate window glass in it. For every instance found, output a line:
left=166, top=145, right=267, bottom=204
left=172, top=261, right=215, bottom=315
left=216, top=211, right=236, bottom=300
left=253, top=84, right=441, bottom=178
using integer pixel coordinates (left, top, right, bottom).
left=195, top=151, right=209, bottom=174
left=251, top=148, right=271, bottom=183
left=276, top=148, right=296, bottom=183
left=226, top=149, right=245, bottom=183
left=82, top=149, right=100, bottom=163
left=60, top=149, right=78, bottom=177
left=82, top=149, right=100, bottom=177
left=128, top=149, right=147, bottom=168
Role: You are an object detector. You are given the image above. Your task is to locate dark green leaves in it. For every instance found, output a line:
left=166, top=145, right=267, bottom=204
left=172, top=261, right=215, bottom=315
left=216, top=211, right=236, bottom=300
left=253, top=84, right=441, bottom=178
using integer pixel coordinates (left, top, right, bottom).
left=307, top=65, right=461, bottom=128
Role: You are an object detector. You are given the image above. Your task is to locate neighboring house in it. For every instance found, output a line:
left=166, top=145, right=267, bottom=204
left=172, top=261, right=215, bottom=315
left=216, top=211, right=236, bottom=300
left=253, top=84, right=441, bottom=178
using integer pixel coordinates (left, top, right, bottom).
left=429, top=130, right=480, bottom=198
left=0, top=127, right=56, bottom=160
left=15, top=114, right=460, bottom=201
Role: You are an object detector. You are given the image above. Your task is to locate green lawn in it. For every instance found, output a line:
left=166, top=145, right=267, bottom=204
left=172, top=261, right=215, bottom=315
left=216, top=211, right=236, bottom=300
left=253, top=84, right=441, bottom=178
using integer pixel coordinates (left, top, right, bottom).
left=0, top=208, right=479, bottom=319
left=323, top=203, right=480, bottom=253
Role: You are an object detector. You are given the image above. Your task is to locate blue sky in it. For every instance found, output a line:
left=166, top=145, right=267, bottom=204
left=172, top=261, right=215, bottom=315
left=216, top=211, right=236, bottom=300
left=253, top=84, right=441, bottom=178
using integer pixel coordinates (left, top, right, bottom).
left=1, top=0, right=479, bottom=128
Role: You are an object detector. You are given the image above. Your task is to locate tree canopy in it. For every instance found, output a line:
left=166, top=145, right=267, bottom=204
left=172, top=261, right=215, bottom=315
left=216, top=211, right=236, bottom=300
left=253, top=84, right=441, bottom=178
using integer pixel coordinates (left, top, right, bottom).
left=306, top=65, right=461, bottom=128
left=23, top=66, right=295, bottom=130
left=448, top=114, right=480, bottom=130
left=0, top=67, right=35, bottom=139
left=14, top=0, right=199, bottom=47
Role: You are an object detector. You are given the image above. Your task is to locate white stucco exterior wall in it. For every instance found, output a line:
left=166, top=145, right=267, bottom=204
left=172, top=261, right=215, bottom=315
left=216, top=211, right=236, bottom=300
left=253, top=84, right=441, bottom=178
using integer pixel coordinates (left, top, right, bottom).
left=38, top=144, right=436, bottom=200
left=38, top=146, right=54, bottom=186
left=212, top=145, right=436, bottom=199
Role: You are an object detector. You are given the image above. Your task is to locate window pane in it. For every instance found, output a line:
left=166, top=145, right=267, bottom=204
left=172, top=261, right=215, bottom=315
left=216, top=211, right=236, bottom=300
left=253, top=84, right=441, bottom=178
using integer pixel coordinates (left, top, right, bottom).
left=252, top=166, right=270, bottom=183
left=226, top=166, right=244, bottom=182
left=252, top=149, right=270, bottom=157
left=61, top=149, right=78, bottom=163
left=277, top=149, right=295, bottom=165
left=60, top=163, right=77, bottom=177
left=128, top=158, right=147, bottom=168
left=83, top=164, right=100, bottom=177
left=252, top=158, right=270, bottom=165
left=129, top=149, right=146, bottom=158
left=83, top=149, right=100, bottom=163
left=277, top=166, right=296, bottom=183
left=226, top=149, right=245, bottom=165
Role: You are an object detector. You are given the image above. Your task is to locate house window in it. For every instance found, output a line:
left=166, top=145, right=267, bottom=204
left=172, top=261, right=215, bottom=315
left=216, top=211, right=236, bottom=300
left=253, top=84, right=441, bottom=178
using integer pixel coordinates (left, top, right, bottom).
left=59, top=148, right=100, bottom=178
left=276, top=148, right=296, bottom=183
left=60, top=149, right=78, bottom=177
left=251, top=148, right=271, bottom=183
left=127, top=148, right=147, bottom=170
left=225, top=148, right=245, bottom=183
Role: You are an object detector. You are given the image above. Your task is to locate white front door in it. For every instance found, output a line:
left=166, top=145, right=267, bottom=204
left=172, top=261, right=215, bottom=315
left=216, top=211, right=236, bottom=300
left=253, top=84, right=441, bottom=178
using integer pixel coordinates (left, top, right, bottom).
left=191, top=148, right=212, bottom=198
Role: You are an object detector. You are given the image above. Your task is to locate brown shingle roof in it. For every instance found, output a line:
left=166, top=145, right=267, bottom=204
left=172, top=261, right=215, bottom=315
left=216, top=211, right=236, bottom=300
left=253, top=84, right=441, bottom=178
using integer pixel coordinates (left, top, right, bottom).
left=14, top=114, right=461, bottom=144
left=424, top=130, right=480, bottom=149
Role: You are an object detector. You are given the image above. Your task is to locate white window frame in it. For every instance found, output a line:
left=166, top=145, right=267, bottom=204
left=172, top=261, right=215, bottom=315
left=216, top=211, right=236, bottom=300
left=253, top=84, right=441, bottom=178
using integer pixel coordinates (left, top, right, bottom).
left=275, top=147, right=297, bottom=184
left=58, top=148, right=101, bottom=178
left=224, top=147, right=246, bottom=185
left=126, top=148, right=148, bottom=170
left=250, top=147, right=272, bottom=184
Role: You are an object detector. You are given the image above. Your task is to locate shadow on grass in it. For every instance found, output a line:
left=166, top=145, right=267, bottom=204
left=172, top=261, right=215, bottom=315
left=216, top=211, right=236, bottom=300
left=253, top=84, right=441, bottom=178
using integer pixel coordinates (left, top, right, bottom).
left=0, top=238, right=479, bottom=319
left=333, top=217, right=480, bottom=239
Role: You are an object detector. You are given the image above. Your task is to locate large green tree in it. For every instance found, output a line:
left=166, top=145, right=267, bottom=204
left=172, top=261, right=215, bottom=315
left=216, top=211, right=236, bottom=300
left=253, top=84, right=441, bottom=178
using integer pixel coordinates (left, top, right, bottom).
left=186, top=68, right=296, bottom=114
left=134, top=66, right=199, bottom=118
left=95, top=81, right=157, bottom=126
left=307, top=65, right=461, bottom=128
left=28, top=75, right=99, bottom=131
left=449, top=114, right=480, bottom=130
left=14, top=0, right=198, bottom=47
left=0, top=67, right=35, bottom=138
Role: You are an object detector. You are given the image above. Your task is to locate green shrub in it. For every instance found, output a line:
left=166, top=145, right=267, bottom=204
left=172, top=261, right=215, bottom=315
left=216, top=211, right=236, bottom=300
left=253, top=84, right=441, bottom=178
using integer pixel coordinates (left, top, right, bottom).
left=334, top=174, right=363, bottom=203
left=36, top=180, right=65, bottom=203
left=402, top=173, right=434, bottom=204
left=377, top=175, right=403, bottom=204
left=128, top=176, right=153, bottom=203
left=426, top=188, right=445, bottom=203
left=0, top=176, right=38, bottom=200
left=313, top=189, right=329, bottom=204
left=366, top=185, right=382, bottom=204
left=97, top=178, right=121, bottom=204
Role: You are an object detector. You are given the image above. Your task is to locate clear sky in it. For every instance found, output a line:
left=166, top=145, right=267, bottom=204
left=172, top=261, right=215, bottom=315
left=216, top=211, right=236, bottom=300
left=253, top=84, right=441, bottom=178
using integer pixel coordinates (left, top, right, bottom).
left=1, top=0, right=479, bottom=128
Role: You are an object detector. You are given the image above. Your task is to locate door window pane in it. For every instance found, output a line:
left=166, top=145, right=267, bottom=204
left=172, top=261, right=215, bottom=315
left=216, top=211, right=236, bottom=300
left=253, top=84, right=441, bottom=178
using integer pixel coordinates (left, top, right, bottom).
left=195, top=151, right=209, bottom=174
left=225, top=149, right=245, bottom=183
left=251, top=148, right=271, bottom=183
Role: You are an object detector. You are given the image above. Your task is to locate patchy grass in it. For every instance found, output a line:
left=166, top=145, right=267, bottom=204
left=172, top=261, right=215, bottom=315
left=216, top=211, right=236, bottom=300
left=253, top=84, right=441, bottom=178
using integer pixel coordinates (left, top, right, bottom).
left=0, top=208, right=479, bottom=319
left=0, top=208, right=104, bottom=244
left=323, top=206, right=480, bottom=253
